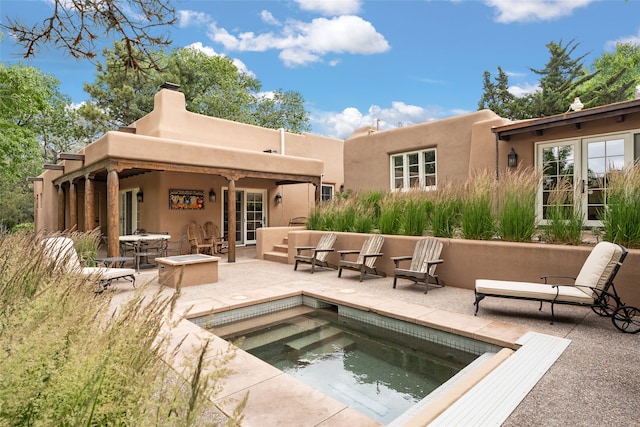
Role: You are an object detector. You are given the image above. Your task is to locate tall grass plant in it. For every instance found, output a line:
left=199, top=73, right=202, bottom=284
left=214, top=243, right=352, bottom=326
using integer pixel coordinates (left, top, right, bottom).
left=497, top=168, right=538, bottom=242
left=543, top=177, right=584, bottom=245
left=460, top=171, right=495, bottom=240
left=602, top=162, right=640, bottom=248
left=430, top=184, right=460, bottom=238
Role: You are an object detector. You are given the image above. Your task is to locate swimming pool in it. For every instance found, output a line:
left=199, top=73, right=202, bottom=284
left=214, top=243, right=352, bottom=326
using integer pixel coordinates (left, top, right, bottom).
left=190, top=294, right=502, bottom=425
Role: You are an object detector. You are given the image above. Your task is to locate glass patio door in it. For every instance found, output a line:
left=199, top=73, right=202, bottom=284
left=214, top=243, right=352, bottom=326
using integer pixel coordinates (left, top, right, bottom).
left=118, top=188, right=139, bottom=235
left=223, top=189, right=266, bottom=245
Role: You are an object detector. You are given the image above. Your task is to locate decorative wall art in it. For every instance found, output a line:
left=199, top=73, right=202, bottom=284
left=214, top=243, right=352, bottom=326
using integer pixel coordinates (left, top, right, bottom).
left=169, top=189, right=204, bottom=210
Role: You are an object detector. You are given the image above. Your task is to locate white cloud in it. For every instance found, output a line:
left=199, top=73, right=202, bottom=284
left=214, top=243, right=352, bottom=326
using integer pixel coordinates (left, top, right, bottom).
left=509, top=82, right=540, bottom=97
left=311, top=102, right=443, bottom=139
left=605, top=30, right=640, bottom=50
left=208, top=15, right=389, bottom=67
left=295, top=0, right=362, bottom=16
left=185, top=42, right=255, bottom=78
left=485, top=0, right=595, bottom=23
left=177, top=10, right=211, bottom=28
left=260, top=10, right=281, bottom=26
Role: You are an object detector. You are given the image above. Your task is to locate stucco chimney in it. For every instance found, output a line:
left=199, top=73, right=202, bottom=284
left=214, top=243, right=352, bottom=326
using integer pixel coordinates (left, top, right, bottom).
left=160, top=82, right=180, bottom=91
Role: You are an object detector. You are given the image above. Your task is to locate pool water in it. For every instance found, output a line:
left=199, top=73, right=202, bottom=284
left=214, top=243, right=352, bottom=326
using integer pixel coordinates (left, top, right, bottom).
left=219, top=307, right=479, bottom=424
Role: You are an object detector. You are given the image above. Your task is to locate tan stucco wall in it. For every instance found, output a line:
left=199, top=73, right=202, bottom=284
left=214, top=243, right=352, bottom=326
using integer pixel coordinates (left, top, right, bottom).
left=258, top=230, right=640, bottom=308
left=343, top=110, right=503, bottom=192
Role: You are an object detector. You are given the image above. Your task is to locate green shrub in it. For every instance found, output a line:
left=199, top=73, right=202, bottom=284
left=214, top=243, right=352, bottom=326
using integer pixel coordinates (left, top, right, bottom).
left=602, top=163, right=640, bottom=248
left=460, top=172, right=495, bottom=240
left=497, top=168, right=538, bottom=242
left=430, top=184, right=460, bottom=238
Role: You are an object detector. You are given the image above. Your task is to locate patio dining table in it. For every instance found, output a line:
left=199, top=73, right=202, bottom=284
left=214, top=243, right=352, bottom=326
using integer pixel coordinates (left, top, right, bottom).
left=120, top=234, right=171, bottom=270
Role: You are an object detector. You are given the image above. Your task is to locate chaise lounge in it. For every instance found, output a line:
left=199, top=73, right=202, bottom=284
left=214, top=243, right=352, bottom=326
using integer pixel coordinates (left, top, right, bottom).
left=43, top=236, right=136, bottom=293
left=474, top=241, right=639, bottom=333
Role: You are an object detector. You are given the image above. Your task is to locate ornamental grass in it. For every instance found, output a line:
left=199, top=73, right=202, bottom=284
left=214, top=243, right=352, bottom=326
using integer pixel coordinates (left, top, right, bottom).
left=543, top=176, right=584, bottom=245
left=602, top=162, right=640, bottom=248
left=460, top=171, right=496, bottom=240
left=496, top=168, right=539, bottom=242
left=0, top=230, right=244, bottom=426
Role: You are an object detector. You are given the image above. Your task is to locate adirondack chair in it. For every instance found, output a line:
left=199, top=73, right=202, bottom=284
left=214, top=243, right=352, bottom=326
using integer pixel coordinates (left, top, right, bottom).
left=391, top=238, right=444, bottom=294
left=337, top=234, right=386, bottom=281
left=204, top=221, right=228, bottom=254
left=294, top=233, right=337, bottom=273
left=186, top=221, right=214, bottom=254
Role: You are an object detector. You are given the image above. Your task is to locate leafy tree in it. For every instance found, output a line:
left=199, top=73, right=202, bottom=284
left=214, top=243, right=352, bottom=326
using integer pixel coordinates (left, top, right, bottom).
left=82, top=43, right=311, bottom=132
left=1, top=0, right=175, bottom=71
left=528, top=39, right=595, bottom=117
left=579, top=43, right=640, bottom=108
left=478, top=66, right=516, bottom=119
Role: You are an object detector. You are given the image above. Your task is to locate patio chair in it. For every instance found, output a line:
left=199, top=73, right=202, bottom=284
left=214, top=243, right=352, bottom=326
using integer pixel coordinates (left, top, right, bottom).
left=187, top=221, right=214, bottom=255
left=391, top=238, right=444, bottom=294
left=204, top=221, right=228, bottom=254
left=163, top=235, right=186, bottom=256
left=337, top=234, right=386, bottom=282
left=294, top=233, right=337, bottom=273
left=474, top=241, right=640, bottom=333
left=42, top=236, right=135, bottom=293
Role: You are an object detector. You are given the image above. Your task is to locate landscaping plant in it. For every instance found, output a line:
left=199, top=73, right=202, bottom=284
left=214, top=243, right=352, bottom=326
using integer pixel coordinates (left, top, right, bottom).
left=430, top=183, right=461, bottom=238
left=602, top=162, right=640, bottom=248
left=0, top=230, right=245, bottom=426
left=497, top=168, right=539, bottom=242
left=543, top=176, right=584, bottom=245
left=460, top=171, right=496, bottom=240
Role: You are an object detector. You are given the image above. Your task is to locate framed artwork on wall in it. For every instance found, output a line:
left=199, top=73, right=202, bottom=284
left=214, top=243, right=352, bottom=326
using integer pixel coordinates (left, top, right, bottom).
left=169, top=189, right=204, bottom=210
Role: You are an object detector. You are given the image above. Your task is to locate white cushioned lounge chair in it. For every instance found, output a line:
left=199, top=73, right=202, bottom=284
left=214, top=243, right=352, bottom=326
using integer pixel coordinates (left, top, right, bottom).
left=474, top=241, right=639, bottom=333
left=43, top=236, right=136, bottom=293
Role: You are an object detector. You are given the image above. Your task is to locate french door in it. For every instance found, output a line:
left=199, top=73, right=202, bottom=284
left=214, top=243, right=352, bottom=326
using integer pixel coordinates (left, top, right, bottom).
left=537, top=133, right=633, bottom=226
left=119, top=188, right=140, bottom=235
left=223, top=189, right=266, bottom=245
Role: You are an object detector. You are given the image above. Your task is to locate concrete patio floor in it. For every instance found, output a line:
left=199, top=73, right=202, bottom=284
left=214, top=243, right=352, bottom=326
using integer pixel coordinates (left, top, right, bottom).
left=107, top=247, right=640, bottom=426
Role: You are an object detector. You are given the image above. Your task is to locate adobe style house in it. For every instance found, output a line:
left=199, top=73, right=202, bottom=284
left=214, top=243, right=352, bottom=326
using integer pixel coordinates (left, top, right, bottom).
left=345, top=98, right=640, bottom=228
left=32, top=84, right=640, bottom=260
left=31, top=86, right=343, bottom=261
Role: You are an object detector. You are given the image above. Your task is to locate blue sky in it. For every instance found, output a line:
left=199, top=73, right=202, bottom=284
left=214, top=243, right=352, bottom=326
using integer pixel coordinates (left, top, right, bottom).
left=2, top=0, right=640, bottom=139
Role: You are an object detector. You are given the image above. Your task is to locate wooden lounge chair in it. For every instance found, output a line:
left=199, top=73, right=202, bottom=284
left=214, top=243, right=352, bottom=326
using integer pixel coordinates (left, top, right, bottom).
left=187, top=221, right=214, bottom=255
left=337, top=234, right=386, bottom=281
left=43, top=236, right=135, bottom=293
left=204, top=221, right=228, bottom=254
left=391, top=238, right=444, bottom=294
left=294, top=233, right=337, bottom=273
left=474, top=241, right=639, bottom=333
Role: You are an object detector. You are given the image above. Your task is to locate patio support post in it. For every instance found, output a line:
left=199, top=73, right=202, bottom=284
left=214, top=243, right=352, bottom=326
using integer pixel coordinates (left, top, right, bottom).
left=314, top=183, right=320, bottom=204
left=227, top=178, right=236, bottom=263
left=84, top=175, right=94, bottom=232
left=57, top=185, right=65, bottom=231
left=69, top=181, right=78, bottom=231
left=106, top=168, right=120, bottom=257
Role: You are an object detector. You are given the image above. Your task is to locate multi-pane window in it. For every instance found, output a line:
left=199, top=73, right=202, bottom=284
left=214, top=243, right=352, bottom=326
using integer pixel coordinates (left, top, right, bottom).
left=321, top=184, right=334, bottom=201
left=541, top=144, right=575, bottom=220
left=391, top=149, right=437, bottom=190
left=586, top=138, right=625, bottom=220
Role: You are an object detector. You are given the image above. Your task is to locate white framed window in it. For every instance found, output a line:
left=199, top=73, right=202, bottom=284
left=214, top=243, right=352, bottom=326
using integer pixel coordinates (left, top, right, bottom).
left=321, top=184, right=334, bottom=201
left=390, top=149, right=437, bottom=191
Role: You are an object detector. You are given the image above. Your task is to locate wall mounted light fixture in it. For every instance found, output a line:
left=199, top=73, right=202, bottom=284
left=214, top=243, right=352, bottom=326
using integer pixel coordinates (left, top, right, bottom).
left=136, top=190, right=144, bottom=203
left=209, top=189, right=216, bottom=203
left=507, top=148, right=518, bottom=168
left=275, top=193, right=283, bottom=204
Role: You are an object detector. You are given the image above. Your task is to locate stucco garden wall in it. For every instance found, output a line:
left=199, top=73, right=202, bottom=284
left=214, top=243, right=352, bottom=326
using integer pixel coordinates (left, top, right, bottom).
left=257, top=229, right=640, bottom=308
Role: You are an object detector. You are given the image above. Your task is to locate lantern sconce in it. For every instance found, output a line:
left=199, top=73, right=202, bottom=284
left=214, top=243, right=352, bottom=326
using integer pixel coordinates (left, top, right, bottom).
left=507, top=148, right=518, bottom=168
left=275, top=193, right=283, bottom=204
left=209, top=189, right=216, bottom=203
left=136, top=190, right=144, bottom=203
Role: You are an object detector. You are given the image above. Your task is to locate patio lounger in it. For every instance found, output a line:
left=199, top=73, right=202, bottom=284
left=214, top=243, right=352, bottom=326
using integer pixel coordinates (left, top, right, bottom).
left=391, top=237, right=444, bottom=293
left=474, top=241, right=639, bottom=333
left=43, top=236, right=136, bottom=293
left=337, top=234, right=386, bottom=282
left=294, top=232, right=337, bottom=273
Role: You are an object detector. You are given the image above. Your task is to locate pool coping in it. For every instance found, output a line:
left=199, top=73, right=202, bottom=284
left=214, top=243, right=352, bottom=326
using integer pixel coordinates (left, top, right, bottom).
left=164, top=282, right=569, bottom=426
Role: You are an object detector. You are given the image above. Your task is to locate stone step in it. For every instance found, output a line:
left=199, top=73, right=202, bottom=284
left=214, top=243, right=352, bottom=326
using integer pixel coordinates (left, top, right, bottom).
left=272, top=244, right=289, bottom=253
left=263, top=251, right=288, bottom=264
left=286, top=325, right=345, bottom=351
left=295, top=335, right=357, bottom=365
left=240, top=317, right=331, bottom=351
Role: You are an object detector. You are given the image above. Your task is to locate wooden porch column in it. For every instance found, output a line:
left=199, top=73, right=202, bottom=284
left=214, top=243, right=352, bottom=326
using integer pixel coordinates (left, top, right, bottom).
left=106, top=169, right=120, bottom=257
left=227, top=178, right=236, bottom=263
left=84, top=175, right=95, bottom=232
left=57, top=185, right=65, bottom=231
left=314, top=184, right=321, bottom=204
left=69, top=181, right=78, bottom=231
